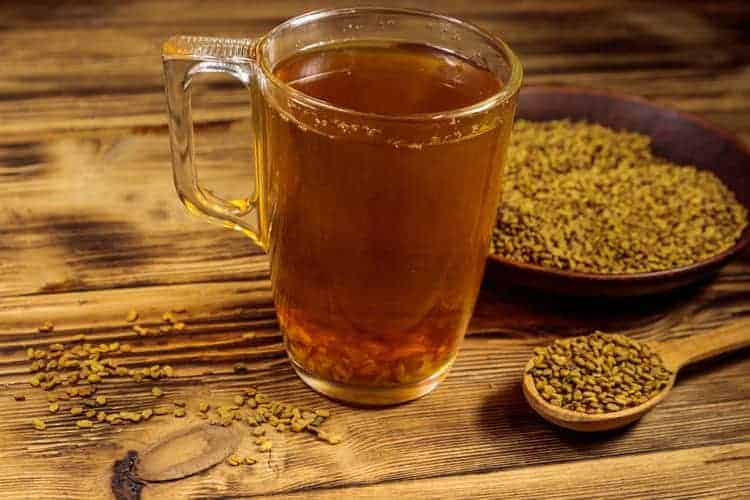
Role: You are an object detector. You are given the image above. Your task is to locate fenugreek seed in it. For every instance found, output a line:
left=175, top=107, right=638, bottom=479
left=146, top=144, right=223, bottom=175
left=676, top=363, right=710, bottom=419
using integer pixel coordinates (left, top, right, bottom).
left=258, top=440, right=272, bottom=452
left=26, top=348, right=35, bottom=360
left=133, top=325, right=148, bottom=336
left=95, top=395, right=107, bottom=405
left=162, top=312, right=176, bottom=324
left=120, top=411, right=142, bottom=422
left=174, top=408, right=186, bottom=418
left=88, top=373, right=101, bottom=383
left=120, top=344, right=132, bottom=353
left=276, top=424, right=286, bottom=433
left=492, top=120, right=748, bottom=274
left=86, top=409, right=96, bottom=418
left=141, top=409, right=153, bottom=420
left=198, top=401, right=209, bottom=412
left=227, top=454, right=241, bottom=466
left=38, top=321, right=54, bottom=333
left=32, top=418, right=46, bottom=431
left=162, top=366, right=174, bottom=377
left=70, top=406, right=83, bottom=416
left=244, top=456, right=257, bottom=465
left=97, top=411, right=107, bottom=422
left=529, top=332, right=672, bottom=414
left=50, top=343, right=64, bottom=352
left=153, top=406, right=171, bottom=415
left=233, top=396, right=245, bottom=406
left=49, top=403, right=59, bottom=413
left=253, top=427, right=265, bottom=437
left=126, top=310, right=139, bottom=322
left=151, top=387, right=163, bottom=397
left=314, top=409, right=330, bottom=418
left=76, top=419, right=94, bottom=428
left=255, top=394, right=267, bottom=403
left=173, top=322, right=186, bottom=331
left=316, top=430, right=342, bottom=445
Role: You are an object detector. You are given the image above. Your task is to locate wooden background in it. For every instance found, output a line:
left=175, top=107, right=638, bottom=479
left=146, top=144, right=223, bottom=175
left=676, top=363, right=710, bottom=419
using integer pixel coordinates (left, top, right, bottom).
left=1, top=1, right=749, bottom=498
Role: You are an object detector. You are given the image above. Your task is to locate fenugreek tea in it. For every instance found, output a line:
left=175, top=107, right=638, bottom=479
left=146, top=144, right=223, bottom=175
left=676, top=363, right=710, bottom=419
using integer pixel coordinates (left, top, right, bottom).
left=271, top=43, right=515, bottom=391
left=492, top=120, right=748, bottom=274
left=527, top=332, right=673, bottom=414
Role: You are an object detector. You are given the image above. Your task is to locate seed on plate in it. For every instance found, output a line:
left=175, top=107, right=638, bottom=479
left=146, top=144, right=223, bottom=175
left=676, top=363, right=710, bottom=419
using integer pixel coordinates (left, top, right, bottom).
left=152, top=387, right=163, bottom=397
left=174, top=408, right=186, bottom=418
left=227, top=454, right=241, bottom=466
left=126, top=310, right=139, bottom=322
left=95, top=395, right=107, bottom=405
left=49, top=403, right=59, bottom=413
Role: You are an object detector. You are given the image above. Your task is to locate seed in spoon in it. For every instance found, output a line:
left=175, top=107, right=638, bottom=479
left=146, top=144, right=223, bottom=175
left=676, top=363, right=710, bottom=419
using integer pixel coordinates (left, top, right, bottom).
left=526, top=332, right=672, bottom=414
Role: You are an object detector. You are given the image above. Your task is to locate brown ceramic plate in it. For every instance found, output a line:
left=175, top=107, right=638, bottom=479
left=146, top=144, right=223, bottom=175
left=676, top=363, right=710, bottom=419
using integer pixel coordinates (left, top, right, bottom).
left=486, top=86, right=750, bottom=297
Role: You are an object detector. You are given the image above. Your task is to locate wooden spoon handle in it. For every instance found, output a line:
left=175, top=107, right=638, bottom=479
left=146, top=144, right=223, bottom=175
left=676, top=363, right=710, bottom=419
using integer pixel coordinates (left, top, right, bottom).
left=658, top=318, right=750, bottom=372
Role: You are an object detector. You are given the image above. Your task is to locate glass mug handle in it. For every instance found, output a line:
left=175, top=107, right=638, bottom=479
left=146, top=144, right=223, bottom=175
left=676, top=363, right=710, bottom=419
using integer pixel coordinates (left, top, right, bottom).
left=162, top=36, right=266, bottom=249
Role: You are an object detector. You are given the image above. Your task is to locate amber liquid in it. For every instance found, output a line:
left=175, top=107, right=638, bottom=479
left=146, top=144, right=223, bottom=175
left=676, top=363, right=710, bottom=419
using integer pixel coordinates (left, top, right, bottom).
left=262, top=43, right=515, bottom=393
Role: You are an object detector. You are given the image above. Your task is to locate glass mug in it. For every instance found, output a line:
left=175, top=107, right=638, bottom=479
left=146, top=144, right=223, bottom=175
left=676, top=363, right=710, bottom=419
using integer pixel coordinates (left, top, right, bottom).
left=163, top=7, right=521, bottom=405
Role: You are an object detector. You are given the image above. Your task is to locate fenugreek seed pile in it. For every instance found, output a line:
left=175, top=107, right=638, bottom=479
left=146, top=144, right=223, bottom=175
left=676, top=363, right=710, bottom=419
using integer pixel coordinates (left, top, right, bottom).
left=527, top=332, right=673, bottom=414
left=19, top=308, right=342, bottom=459
left=493, top=120, right=748, bottom=274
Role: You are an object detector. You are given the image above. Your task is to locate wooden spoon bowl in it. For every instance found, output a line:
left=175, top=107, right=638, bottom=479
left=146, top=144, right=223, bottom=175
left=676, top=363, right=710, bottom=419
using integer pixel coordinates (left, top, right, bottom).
left=522, top=319, right=750, bottom=432
left=487, top=86, right=750, bottom=297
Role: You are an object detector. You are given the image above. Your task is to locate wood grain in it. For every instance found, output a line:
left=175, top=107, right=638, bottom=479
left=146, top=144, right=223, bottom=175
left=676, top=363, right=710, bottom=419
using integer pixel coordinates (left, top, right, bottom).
left=0, top=0, right=749, bottom=499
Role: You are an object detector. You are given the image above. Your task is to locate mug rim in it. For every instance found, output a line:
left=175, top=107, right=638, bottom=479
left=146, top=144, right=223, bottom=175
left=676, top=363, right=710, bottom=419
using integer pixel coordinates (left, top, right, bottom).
left=256, top=6, right=523, bottom=122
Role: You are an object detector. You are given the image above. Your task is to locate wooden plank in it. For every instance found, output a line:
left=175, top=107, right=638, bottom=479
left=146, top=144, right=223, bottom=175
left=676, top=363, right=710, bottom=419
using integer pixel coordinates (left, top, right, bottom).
left=268, top=443, right=750, bottom=499
left=0, top=1, right=749, bottom=136
left=0, top=282, right=748, bottom=497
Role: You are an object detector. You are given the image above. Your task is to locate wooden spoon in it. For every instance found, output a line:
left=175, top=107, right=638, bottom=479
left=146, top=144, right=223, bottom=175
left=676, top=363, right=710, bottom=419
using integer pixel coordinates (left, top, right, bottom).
left=522, top=319, right=750, bottom=432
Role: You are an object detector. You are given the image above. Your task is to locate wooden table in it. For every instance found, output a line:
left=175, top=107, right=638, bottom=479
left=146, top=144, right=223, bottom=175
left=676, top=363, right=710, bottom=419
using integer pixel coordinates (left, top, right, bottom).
left=1, top=1, right=749, bottom=498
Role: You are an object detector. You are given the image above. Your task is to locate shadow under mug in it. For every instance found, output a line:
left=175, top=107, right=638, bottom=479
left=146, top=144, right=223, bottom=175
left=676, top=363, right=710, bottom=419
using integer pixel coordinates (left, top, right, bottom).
left=163, top=7, right=522, bottom=405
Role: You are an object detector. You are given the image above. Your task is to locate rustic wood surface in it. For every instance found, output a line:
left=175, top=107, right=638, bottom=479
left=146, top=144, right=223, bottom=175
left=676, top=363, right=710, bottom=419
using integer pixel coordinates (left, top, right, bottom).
left=1, top=1, right=749, bottom=498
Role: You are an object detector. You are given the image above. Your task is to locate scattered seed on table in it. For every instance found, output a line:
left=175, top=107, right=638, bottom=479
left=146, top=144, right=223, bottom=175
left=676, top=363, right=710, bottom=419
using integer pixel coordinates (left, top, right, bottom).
left=38, top=321, right=54, bottom=333
left=76, top=419, right=93, bottom=428
left=152, top=387, right=163, bottom=398
left=32, top=418, right=46, bottom=431
left=126, top=310, right=139, bottom=322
